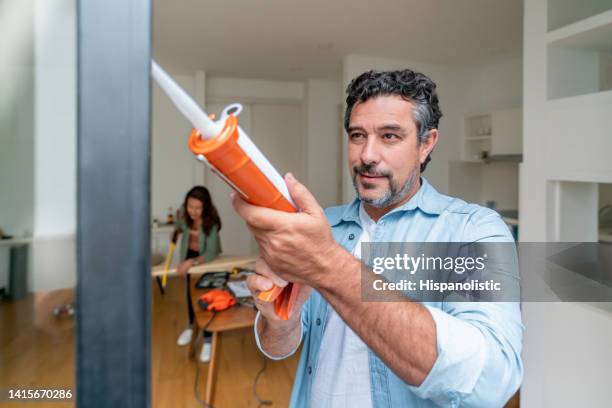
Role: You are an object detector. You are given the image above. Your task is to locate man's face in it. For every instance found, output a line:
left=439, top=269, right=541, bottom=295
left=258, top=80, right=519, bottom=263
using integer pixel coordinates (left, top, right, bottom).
left=347, top=95, right=433, bottom=209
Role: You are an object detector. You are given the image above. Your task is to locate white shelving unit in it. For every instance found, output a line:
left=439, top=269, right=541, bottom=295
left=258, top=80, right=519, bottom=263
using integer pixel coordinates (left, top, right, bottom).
left=463, top=114, right=491, bottom=162
left=463, top=109, right=522, bottom=162
left=547, top=6, right=612, bottom=100
left=547, top=0, right=612, bottom=31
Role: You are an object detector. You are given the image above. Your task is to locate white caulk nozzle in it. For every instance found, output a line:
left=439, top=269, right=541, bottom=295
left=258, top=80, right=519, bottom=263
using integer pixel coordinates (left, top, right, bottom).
left=151, top=60, right=221, bottom=139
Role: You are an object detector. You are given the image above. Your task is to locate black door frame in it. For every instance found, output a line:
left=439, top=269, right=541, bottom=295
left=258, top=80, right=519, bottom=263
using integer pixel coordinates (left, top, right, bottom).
left=76, top=0, right=152, bottom=406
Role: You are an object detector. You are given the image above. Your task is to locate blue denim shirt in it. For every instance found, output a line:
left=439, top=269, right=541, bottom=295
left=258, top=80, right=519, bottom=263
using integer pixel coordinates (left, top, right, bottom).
left=256, top=178, right=523, bottom=407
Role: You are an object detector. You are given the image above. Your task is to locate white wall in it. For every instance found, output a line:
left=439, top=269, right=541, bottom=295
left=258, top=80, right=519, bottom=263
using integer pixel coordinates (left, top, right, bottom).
left=29, top=0, right=77, bottom=291
left=461, top=56, right=523, bottom=114
left=449, top=161, right=520, bottom=211
left=522, top=1, right=612, bottom=407
left=250, top=103, right=305, bottom=181
left=448, top=161, right=482, bottom=204
left=0, top=0, right=35, bottom=294
left=0, top=66, right=34, bottom=237
left=151, top=71, right=205, bottom=222
left=305, top=79, right=342, bottom=208
left=547, top=0, right=612, bottom=31
left=551, top=181, right=599, bottom=242
left=0, top=0, right=35, bottom=238
left=547, top=45, right=601, bottom=100
left=601, top=52, right=612, bottom=91
left=33, top=0, right=76, bottom=238
left=206, top=77, right=305, bottom=101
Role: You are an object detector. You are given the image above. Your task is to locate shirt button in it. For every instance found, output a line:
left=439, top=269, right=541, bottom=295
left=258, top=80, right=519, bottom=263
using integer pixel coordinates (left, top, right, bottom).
left=307, top=366, right=312, bottom=375
left=316, top=318, right=321, bottom=326
left=348, top=233, right=355, bottom=240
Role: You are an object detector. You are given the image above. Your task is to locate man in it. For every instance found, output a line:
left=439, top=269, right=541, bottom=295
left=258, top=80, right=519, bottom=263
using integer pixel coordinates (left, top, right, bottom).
left=233, top=70, right=523, bottom=407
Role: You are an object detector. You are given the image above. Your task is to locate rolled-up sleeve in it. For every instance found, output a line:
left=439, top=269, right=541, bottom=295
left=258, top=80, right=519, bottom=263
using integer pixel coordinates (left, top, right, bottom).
left=407, top=208, right=523, bottom=407
left=254, top=295, right=311, bottom=360
left=408, top=302, right=523, bottom=407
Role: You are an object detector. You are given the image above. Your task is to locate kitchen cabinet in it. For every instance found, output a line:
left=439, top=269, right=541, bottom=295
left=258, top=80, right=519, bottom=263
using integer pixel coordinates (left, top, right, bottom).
left=463, top=108, right=522, bottom=161
left=491, top=108, right=522, bottom=156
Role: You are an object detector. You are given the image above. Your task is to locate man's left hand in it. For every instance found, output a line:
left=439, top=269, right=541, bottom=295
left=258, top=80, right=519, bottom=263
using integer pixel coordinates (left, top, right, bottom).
left=232, top=172, right=340, bottom=288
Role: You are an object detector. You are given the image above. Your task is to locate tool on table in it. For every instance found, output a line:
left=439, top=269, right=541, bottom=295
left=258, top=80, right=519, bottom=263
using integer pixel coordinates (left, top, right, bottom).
left=195, top=272, right=229, bottom=289
left=152, top=60, right=299, bottom=320
left=198, top=289, right=236, bottom=312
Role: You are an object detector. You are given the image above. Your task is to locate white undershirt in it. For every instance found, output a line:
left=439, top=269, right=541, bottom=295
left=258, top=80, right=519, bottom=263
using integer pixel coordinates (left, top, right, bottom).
left=310, top=203, right=375, bottom=408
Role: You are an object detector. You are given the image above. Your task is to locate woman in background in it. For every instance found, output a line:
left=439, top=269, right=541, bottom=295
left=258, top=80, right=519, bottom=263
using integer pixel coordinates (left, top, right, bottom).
left=174, top=186, right=221, bottom=362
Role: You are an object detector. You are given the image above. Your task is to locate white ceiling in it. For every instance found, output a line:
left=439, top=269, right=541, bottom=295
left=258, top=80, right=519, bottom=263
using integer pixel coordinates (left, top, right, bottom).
left=153, top=0, right=523, bottom=80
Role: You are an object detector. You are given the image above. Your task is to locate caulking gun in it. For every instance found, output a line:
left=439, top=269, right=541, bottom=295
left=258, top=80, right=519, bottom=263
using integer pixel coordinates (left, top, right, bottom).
left=151, top=60, right=299, bottom=320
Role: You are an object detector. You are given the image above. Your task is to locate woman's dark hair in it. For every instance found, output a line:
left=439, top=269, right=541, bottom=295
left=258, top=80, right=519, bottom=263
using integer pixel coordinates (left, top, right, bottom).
left=182, top=186, right=221, bottom=234
left=344, top=69, right=443, bottom=173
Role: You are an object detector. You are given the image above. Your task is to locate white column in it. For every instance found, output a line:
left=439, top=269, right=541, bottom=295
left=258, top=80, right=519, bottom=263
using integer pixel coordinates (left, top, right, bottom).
left=31, top=0, right=77, bottom=291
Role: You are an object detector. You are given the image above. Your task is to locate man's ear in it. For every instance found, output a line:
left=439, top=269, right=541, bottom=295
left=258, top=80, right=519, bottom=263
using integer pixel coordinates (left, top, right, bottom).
left=419, top=129, right=439, bottom=164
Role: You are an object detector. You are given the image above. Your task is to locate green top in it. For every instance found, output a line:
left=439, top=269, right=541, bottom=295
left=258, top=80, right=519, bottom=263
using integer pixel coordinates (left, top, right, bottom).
left=174, top=218, right=221, bottom=262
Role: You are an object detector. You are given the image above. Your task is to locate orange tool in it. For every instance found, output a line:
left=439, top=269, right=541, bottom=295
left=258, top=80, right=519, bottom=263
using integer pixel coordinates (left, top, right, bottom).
left=152, top=61, right=300, bottom=320
left=198, top=289, right=236, bottom=312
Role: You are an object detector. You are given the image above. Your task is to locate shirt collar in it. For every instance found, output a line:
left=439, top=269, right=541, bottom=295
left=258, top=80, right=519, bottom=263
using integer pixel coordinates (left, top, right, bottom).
left=329, top=177, right=446, bottom=227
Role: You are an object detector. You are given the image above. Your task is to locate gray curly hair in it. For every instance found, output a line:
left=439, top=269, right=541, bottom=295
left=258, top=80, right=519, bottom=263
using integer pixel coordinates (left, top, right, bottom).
left=344, top=69, right=443, bottom=173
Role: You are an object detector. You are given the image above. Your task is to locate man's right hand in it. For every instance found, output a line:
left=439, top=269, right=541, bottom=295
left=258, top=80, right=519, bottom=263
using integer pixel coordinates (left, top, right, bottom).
left=247, top=257, right=311, bottom=358
left=247, top=257, right=312, bottom=323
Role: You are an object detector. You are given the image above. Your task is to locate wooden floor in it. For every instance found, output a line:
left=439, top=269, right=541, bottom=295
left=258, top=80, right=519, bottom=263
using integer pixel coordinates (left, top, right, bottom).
left=0, top=277, right=299, bottom=407
left=150, top=277, right=299, bottom=407
left=1, top=279, right=519, bottom=408
left=1, top=288, right=76, bottom=408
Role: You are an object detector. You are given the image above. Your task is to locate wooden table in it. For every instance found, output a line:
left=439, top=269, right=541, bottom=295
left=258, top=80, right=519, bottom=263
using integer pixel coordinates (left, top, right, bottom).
left=152, top=254, right=256, bottom=295
left=189, top=277, right=257, bottom=405
left=151, top=254, right=257, bottom=277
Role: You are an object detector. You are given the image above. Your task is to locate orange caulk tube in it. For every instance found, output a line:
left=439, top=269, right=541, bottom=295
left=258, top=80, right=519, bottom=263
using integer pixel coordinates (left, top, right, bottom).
left=187, top=115, right=300, bottom=321
left=152, top=60, right=300, bottom=320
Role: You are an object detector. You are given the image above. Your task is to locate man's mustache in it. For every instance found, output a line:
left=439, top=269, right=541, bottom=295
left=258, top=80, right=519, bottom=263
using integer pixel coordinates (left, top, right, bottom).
left=353, top=163, right=392, bottom=179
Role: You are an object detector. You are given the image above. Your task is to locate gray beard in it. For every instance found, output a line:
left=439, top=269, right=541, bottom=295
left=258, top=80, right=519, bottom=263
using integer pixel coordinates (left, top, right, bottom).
left=352, top=168, right=419, bottom=209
